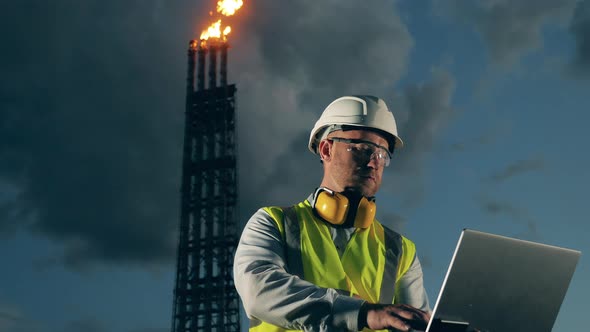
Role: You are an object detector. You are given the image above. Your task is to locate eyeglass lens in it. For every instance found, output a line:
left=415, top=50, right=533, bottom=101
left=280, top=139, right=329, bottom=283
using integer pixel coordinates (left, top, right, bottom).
left=346, top=143, right=390, bottom=167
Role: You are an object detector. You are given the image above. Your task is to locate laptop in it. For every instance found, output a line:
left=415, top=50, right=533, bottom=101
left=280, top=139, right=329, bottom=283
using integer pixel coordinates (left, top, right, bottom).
left=425, top=229, right=581, bottom=332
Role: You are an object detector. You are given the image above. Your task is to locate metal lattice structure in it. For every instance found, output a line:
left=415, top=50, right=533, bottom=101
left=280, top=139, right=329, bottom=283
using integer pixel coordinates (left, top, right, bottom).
left=171, top=39, right=240, bottom=332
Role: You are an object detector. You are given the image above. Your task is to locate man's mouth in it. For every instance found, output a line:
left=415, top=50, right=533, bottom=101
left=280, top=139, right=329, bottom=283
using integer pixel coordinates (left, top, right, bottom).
left=359, top=174, right=375, bottom=181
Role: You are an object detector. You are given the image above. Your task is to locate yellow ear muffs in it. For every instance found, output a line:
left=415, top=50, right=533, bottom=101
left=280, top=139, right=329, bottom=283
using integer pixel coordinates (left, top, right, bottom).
left=314, top=189, right=349, bottom=225
left=354, top=197, right=376, bottom=229
left=312, top=188, right=376, bottom=228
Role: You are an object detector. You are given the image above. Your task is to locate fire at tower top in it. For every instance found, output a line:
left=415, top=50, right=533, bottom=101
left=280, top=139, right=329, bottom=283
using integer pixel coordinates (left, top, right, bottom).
left=199, top=0, right=244, bottom=46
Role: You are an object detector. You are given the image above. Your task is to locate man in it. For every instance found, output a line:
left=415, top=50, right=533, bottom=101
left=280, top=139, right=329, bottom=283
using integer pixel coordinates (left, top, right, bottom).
left=234, top=95, right=431, bottom=331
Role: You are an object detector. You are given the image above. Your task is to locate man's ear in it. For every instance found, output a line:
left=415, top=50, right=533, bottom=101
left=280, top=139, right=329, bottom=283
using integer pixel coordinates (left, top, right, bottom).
left=318, top=140, right=331, bottom=162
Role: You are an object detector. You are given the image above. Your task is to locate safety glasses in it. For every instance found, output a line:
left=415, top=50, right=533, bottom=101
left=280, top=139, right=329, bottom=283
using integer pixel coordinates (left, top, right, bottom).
left=328, top=137, right=392, bottom=167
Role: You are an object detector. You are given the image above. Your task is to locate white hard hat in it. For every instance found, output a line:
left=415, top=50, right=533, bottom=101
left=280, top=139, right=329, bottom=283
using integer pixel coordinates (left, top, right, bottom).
left=308, top=95, right=404, bottom=154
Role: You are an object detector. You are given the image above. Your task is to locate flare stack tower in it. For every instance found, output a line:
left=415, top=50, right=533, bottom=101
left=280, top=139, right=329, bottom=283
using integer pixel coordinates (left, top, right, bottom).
left=171, top=39, right=240, bottom=332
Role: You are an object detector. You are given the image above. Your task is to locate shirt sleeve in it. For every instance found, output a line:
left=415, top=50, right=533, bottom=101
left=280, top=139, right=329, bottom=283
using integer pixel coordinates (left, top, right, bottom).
left=233, top=208, right=365, bottom=331
left=394, top=255, right=431, bottom=313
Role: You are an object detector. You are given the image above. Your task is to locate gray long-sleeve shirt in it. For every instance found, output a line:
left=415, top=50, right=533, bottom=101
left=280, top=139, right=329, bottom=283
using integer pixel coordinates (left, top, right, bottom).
left=233, top=205, right=430, bottom=331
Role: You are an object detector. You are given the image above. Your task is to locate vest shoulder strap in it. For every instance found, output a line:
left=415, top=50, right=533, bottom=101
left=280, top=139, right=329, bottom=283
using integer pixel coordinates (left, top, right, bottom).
left=262, top=205, right=305, bottom=279
left=282, top=206, right=305, bottom=279
left=380, top=225, right=402, bottom=303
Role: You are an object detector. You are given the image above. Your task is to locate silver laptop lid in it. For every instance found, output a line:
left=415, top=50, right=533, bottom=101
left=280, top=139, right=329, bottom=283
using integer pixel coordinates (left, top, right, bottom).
left=426, top=229, right=581, bottom=332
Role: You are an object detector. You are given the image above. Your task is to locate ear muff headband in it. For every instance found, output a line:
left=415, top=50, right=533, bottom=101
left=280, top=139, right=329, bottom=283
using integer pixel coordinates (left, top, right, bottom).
left=312, top=188, right=376, bottom=228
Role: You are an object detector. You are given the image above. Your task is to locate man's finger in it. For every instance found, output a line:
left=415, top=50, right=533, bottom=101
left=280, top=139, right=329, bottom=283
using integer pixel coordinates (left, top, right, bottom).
left=386, top=306, right=430, bottom=331
left=386, top=305, right=428, bottom=321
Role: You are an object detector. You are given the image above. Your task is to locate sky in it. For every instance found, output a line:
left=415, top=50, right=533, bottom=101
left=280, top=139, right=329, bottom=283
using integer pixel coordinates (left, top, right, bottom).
left=1, top=0, right=589, bottom=331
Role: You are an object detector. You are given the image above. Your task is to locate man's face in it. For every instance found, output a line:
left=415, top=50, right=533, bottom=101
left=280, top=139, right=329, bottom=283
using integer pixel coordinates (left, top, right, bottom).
left=319, top=129, right=390, bottom=197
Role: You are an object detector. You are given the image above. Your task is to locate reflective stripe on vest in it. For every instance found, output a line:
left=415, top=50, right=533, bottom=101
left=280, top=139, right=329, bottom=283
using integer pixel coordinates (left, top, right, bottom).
left=250, top=200, right=416, bottom=332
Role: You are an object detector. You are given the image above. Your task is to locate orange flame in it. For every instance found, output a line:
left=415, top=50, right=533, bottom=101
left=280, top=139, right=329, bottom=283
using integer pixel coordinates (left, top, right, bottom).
left=200, top=20, right=225, bottom=40
left=199, top=0, right=244, bottom=42
left=217, top=0, right=243, bottom=16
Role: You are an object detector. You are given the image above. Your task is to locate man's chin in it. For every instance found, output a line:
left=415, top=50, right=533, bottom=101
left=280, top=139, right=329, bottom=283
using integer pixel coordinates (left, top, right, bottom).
left=344, top=184, right=377, bottom=198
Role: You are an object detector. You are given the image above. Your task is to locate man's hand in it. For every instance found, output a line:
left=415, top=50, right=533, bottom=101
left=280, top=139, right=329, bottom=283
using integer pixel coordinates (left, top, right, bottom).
left=359, top=303, right=431, bottom=331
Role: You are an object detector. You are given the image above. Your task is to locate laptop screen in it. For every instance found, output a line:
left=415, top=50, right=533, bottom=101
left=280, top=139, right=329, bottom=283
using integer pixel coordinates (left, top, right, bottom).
left=425, top=229, right=580, bottom=332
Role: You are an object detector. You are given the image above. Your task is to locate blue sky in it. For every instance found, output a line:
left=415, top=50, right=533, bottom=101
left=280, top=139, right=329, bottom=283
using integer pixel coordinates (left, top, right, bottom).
left=1, top=1, right=588, bottom=331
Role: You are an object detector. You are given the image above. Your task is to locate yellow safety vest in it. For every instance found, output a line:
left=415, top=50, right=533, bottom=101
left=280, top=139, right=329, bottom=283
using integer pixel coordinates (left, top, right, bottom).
left=250, top=200, right=416, bottom=332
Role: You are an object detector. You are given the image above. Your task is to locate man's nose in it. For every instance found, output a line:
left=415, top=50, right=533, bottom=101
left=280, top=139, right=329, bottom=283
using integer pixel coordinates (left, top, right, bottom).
left=366, top=153, right=380, bottom=169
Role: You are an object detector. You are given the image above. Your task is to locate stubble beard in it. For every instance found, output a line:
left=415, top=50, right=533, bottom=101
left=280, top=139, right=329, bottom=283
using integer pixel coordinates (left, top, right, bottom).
left=344, top=174, right=379, bottom=197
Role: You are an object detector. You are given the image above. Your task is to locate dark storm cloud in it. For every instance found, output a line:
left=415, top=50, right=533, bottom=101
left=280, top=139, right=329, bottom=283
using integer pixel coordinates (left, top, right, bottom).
left=567, top=0, right=590, bottom=77
left=434, top=0, right=577, bottom=66
left=253, top=132, right=321, bottom=207
left=0, top=0, right=452, bottom=267
left=487, top=157, right=545, bottom=182
left=381, top=69, right=457, bottom=208
left=394, top=69, right=456, bottom=167
left=247, top=1, right=412, bottom=97
left=0, top=0, right=205, bottom=267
